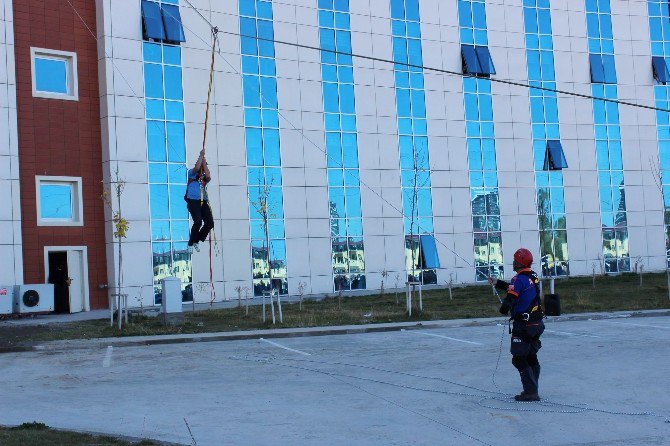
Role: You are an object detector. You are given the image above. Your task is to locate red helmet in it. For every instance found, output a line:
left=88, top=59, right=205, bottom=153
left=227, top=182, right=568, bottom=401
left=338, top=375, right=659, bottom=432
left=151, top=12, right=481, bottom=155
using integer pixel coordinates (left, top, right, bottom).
left=513, top=248, right=533, bottom=268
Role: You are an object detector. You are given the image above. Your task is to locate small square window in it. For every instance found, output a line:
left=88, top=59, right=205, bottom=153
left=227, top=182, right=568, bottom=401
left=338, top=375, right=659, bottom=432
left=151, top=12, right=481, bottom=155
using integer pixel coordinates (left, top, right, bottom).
left=36, top=176, right=83, bottom=226
left=31, top=48, right=78, bottom=101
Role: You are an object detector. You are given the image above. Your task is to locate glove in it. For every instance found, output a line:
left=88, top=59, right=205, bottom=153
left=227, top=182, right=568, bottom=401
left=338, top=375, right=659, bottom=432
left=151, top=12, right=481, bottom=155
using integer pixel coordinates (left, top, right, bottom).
left=499, top=296, right=513, bottom=315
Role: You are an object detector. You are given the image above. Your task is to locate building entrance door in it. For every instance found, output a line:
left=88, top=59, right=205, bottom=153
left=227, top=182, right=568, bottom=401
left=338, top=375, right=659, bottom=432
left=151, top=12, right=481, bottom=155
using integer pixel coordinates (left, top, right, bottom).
left=45, top=247, right=89, bottom=313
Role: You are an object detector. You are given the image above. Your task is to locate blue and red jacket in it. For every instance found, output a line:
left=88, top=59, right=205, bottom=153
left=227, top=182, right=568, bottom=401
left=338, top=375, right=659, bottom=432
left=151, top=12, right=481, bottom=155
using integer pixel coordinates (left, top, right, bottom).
left=495, top=268, right=542, bottom=319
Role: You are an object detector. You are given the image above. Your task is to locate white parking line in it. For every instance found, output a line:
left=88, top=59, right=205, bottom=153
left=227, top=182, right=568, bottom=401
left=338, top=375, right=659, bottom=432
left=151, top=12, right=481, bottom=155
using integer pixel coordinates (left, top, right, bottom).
left=260, top=338, right=311, bottom=356
left=544, top=329, right=601, bottom=338
left=402, top=329, right=483, bottom=345
left=102, top=346, right=113, bottom=368
left=593, top=320, right=670, bottom=330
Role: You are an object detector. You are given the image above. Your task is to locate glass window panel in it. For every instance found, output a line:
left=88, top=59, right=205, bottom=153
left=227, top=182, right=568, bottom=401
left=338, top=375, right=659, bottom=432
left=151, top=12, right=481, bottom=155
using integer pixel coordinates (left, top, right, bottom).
left=263, top=128, right=281, bottom=166
left=144, top=63, right=164, bottom=98
left=149, top=163, right=167, bottom=183
left=40, top=184, right=72, bottom=219
left=247, top=167, right=265, bottom=186
left=328, top=168, right=344, bottom=187
left=152, top=220, right=171, bottom=242
left=141, top=0, right=166, bottom=40
left=165, top=101, right=184, bottom=121
left=258, top=39, right=275, bottom=58
left=246, top=128, right=263, bottom=166
left=150, top=184, right=169, bottom=219
left=171, top=220, right=190, bottom=242
left=166, top=122, right=186, bottom=163
left=348, top=218, right=363, bottom=237
left=147, top=121, right=167, bottom=162
left=144, top=42, right=162, bottom=63
left=342, top=133, right=358, bottom=168
left=243, top=76, right=261, bottom=107
left=163, top=45, right=181, bottom=65
left=265, top=167, right=282, bottom=187
left=259, top=58, right=276, bottom=76
left=268, top=220, right=285, bottom=239
left=34, top=57, right=68, bottom=94
left=262, top=109, right=279, bottom=128
left=331, top=219, right=347, bottom=237
left=245, top=108, right=262, bottom=127
left=345, top=187, right=361, bottom=217
left=168, top=163, right=186, bottom=184
left=461, top=45, right=482, bottom=74
left=146, top=99, right=165, bottom=120
left=169, top=185, right=187, bottom=219
left=329, top=187, right=346, bottom=218
left=161, top=4, right=186, bottom=42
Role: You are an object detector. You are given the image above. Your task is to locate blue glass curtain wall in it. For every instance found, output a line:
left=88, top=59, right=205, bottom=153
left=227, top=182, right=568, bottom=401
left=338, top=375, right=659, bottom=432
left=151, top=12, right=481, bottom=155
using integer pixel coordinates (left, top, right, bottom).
left=142, top=0, right=192, bottom=304
left=522, top=0, right=569, bottom=277
left=458, top=0, right=504, bottom=281
left=586, top=0, right=630, bottom=273
left=648, top=0, right=670, bottom=267
left=318, top=0, right=366, bottom=291
left=239, top=0, right=289, bottom=296
left=390, top=0, right=437, bottom=285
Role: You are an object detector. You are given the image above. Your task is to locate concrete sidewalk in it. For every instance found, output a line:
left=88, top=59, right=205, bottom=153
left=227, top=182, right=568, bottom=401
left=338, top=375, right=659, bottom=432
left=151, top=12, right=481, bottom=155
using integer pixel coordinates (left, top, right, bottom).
left=7, top=308, right=670, bottom=353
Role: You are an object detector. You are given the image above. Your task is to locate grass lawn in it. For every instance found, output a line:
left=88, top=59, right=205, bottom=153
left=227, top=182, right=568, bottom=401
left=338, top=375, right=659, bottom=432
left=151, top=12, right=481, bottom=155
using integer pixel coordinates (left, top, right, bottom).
left=1, top=272, right=669, bottom=347
left=0, top=423, right=160, bottom=446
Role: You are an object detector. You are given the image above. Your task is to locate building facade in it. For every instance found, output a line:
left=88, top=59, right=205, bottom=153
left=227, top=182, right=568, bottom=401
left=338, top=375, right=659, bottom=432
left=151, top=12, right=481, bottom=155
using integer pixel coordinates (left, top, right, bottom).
left=0, top=0, right=667, bottom=310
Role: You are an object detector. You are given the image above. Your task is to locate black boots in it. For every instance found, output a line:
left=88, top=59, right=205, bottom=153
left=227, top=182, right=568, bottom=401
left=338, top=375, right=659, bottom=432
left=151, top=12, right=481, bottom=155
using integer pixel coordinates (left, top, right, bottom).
left=515, top=367, right=540, bottom=401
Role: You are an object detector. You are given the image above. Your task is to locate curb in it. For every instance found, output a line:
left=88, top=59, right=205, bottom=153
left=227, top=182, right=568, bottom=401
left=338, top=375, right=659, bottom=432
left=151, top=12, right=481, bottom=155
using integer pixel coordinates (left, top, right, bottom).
left=2, top=309, right=669, bottom=354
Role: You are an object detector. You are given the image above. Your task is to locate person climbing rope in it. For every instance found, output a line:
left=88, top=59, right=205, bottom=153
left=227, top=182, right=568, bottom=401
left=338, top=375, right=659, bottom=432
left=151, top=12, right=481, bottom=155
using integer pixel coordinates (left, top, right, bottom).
left=489, top=248, right=545, bottom=401
left=185, top=148, right=214, bottom=253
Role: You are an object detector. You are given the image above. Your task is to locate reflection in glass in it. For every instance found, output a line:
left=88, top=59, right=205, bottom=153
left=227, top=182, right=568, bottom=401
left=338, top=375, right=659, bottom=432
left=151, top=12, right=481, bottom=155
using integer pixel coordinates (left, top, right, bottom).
left=319, top=0, right=366, bottom=290
left=241, top=0, right=289, bottom=296
left=392, top=0, right=437, bottom=285
left=459, top=2, right=504, bottom=281
left=586, top=0, right=629, bottom=273
left=144, top=40, right=192, bottom=304
left=648, top=1, right=670, bottom=266
left=523, top=1, right=570, bottom=277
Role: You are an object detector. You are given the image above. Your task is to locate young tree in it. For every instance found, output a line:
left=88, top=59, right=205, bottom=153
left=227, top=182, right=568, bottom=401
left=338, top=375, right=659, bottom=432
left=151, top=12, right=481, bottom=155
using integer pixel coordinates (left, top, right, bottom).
left=101, top=169, right=129, bottom=329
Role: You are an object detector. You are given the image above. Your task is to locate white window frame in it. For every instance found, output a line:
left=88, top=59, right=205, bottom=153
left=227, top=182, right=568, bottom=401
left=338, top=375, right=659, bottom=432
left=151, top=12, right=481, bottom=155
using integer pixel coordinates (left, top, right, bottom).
left=36, top=176, right=84, bottom=227
left=30, top=47, right=79, bottom=101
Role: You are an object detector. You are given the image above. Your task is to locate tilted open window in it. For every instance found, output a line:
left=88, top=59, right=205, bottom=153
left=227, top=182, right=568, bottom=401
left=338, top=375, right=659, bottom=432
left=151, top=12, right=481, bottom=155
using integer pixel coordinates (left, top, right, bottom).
left=161, top=4, right=186, bottom=43
left=142, top=0, right=186, bottom=44
left=141, top=1, right=166, bottom=41
left=652, top=56, right=670, bottom=85
left=419, top=235, right=440, bottom=269
left=543, top=140, right=568, bottom=171
left=461, top=45, right=496, bottom=76
left=589, top=54, right=617, bottom=84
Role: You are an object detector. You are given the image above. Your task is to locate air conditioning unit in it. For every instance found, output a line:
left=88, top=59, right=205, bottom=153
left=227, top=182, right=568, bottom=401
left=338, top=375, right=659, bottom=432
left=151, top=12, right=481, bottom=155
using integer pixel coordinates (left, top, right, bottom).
left=13, top=284, right=54, bottom=314
left=0, top=286, right=14, bottom=315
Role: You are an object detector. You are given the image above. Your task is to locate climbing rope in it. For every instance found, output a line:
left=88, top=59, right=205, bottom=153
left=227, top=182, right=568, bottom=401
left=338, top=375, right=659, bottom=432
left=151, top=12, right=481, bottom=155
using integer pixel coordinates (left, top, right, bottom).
left=199, top=26, right=220, bottom=305
left=228, top=354, right=670, bottom=423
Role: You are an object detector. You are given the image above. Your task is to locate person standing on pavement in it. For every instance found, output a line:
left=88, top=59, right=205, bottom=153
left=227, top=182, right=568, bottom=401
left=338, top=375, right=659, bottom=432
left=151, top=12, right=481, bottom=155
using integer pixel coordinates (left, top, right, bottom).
left=185, top=149, right=213, bottom=253
left=489, top=248, right=545, bottom=401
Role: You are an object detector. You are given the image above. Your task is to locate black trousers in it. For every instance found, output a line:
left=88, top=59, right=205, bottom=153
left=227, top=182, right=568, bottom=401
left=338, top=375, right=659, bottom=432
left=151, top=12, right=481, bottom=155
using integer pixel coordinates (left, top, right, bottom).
left=186, top=199, right=214, bottom=246
left=510, top=320, right=544, bottom=372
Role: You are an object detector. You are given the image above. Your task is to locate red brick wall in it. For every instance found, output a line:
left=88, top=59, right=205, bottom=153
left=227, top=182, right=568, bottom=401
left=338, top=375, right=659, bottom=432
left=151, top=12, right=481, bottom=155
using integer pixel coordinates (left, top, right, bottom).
left=13, top=0, right=108, bottom=309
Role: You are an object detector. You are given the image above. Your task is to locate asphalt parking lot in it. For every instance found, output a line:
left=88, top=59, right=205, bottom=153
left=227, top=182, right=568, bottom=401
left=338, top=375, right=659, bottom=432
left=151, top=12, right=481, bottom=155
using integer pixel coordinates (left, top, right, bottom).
left=1, top=316, right=669, bottom=445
